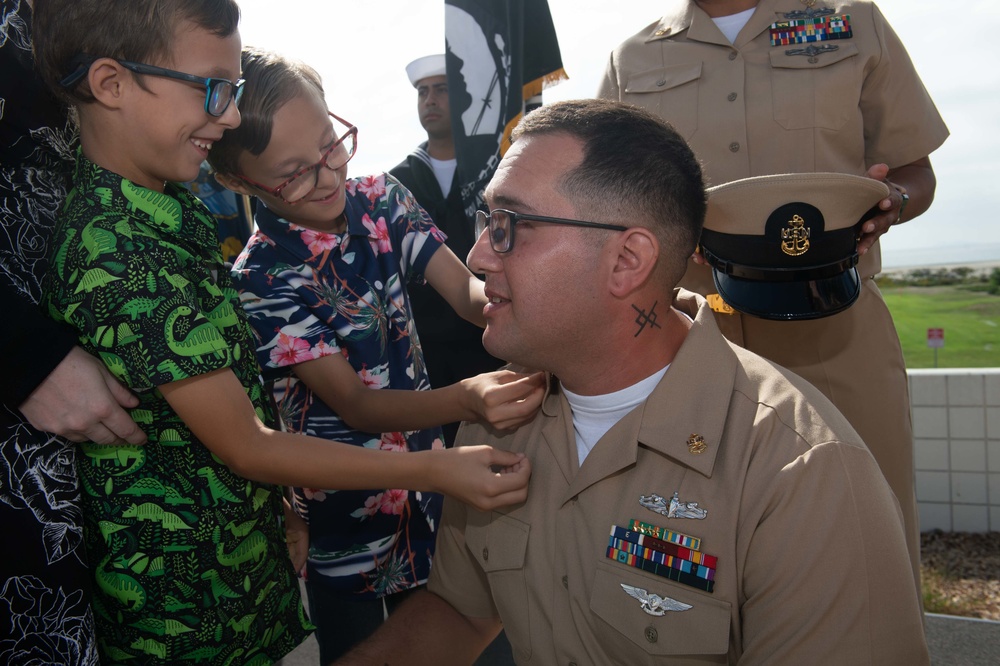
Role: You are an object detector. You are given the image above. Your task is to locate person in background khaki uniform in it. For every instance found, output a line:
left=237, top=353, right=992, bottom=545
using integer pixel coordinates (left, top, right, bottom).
left=597, top=0, right=949, bottom=587
left=338, top=99, right=928, bottom=665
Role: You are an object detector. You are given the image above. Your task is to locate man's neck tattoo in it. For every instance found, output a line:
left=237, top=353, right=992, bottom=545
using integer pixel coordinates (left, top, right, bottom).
left=631, top=301, right=662, bottom=337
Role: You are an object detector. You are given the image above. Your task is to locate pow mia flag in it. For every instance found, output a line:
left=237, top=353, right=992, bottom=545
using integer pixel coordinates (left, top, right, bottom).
left=444, top=0, right=566, bottom=222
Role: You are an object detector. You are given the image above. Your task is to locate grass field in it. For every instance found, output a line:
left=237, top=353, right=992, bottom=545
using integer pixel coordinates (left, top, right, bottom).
left=879, top=284, right=1000, bottom=369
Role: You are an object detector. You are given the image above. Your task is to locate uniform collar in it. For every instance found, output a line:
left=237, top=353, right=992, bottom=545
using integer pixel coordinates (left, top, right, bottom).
left=537, top=290, right=738, bottom=498
left=410, top=141, right=433, bottom=169
left=646, top=0, right=792, bottom=47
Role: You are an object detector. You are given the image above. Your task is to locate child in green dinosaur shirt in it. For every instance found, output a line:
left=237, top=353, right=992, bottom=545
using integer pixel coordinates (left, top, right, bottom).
left=32, top=1, right=538, bottom=662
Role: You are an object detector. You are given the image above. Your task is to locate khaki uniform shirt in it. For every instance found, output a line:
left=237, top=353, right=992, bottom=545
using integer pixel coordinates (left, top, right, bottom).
left=429, top=291, right=928, bottom=665
left=598, top=0, right=948, bottom=279
left=597, top=0, right=949, bottom=579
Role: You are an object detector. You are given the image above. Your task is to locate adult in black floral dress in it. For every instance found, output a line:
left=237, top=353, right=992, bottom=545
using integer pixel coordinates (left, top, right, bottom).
left=0, top=2, right=144, bottom=663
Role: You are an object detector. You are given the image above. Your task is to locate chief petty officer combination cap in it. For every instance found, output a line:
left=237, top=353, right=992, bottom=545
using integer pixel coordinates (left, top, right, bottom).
left=699, top=173, right=890, bottom=321
left=405, top=54, right=446, bottom=87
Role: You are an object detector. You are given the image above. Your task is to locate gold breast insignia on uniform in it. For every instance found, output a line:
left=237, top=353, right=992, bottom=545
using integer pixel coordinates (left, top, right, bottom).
left=607, top=521, right=717, bottom=592
left=640, top=492, right=708, bottom=520
left=620, top=584, right=692, bottom=616
left=780, top=214, right=811, bottom=256
left=687, top=433, right=708, bottom=454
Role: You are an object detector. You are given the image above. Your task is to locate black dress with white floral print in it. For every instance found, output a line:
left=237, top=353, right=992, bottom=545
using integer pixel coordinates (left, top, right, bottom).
left=0, top=2, right=99, bottom=664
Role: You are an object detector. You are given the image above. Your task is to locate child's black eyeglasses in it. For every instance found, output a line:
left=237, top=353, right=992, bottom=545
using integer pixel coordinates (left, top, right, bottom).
left=60, top=56, right=245, bottom=117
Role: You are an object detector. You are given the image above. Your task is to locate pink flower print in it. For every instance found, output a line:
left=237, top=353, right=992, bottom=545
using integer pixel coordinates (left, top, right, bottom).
left=380, top=489, right=408, bottom=515
left=299, top=227, right=340, bottom=258
left=346, top=179, right=358, bottom=196
left=379, top=431, right=407, bottom=453
left=270, top=332, right=313, bottom=366
left=356, top=174, right=386, bottom=202
left=312, top=338, right=337, bottom=359
left=429, top=225, right=447, bottom=243
left=362, top=214, right=392, bottom=255
left=358, top=364, right=381, bottom=388
left=431, top=437, right=445, bottom=450
left=302, top=488, right=328, bottom=502
left=351, top=492, right=383, bottom=520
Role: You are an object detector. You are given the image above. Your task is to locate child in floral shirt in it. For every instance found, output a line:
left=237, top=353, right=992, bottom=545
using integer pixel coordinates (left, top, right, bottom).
left=209, top=47, right=544, bottom=662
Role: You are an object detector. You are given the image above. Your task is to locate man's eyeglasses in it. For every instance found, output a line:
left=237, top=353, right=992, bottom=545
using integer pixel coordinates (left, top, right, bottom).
left=235, top=113, right=358, bottom=205
left=60, top=57, right=244, bottom=117
left=475, top=209, right=628, bottom=254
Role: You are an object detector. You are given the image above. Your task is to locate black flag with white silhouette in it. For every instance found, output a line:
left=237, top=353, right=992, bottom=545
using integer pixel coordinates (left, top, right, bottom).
left=444, top=0, right=566, bottom=221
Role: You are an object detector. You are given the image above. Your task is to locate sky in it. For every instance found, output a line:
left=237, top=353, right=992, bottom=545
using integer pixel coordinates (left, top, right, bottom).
left=238, top=0, right=1000, bottom=268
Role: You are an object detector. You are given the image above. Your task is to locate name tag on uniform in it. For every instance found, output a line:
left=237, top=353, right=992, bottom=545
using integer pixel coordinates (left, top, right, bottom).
left=770, top=14, right=852, bottom=46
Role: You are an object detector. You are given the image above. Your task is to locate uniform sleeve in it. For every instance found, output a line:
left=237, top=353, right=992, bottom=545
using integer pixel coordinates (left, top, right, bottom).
left=596, top=50, right=623, bottom=100
left=426, top=495, right=500, bottom=620
left=860, top=5, right=949, bottom=167
left=737, top=439, right=929, bottom=665
left=0, top=281, right=77, bottom=407
left=45, top=218, right=233, bottom=391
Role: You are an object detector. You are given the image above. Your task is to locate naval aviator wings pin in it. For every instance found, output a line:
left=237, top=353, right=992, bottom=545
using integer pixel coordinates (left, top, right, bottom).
left=640, top=491, right=708, bottom=520
left=620, top=583, right=692, bottom=616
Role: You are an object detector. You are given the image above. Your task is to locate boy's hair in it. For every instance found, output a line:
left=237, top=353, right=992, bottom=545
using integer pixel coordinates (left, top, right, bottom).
left=32, top=0, right=240, bottom=106
left=514, top=99, right=706, bottom=288
left=208, top=47, right=326, bottom=176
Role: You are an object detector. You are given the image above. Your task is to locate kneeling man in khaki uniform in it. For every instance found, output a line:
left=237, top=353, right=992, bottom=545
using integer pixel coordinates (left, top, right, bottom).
left=339, top=99, right=927, bottom=665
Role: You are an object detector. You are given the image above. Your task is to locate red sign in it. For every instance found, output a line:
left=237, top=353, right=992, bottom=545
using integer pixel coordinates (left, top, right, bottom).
left=927, top=328, right=944, bottom=349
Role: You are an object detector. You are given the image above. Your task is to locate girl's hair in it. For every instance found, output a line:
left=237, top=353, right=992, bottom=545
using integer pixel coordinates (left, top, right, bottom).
left=208, top=47, right=325, bottom=176
left=33, top=0, right=240, bottom=106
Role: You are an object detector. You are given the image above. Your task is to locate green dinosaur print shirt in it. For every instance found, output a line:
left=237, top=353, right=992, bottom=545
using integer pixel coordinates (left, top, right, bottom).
left=41, top=153, right=312, bottom=664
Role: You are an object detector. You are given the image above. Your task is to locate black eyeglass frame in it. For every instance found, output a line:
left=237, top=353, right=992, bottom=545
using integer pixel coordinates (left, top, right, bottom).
left=474, top=208, right=628, bottom=254
left=59, top=56, right=245, bottom=117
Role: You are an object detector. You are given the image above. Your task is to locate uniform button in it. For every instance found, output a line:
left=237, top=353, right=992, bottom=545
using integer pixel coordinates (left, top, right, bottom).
left=728, top=51, right=738, bottom=61
left=562, top=575, right=568, bottom=589
left=656, top=79, right=666, bottom=87
left=729, top=142, right=740, bottom=153
left=482, top=547, right=489, bottom=561
left=645, top=626, right=658, bottom=643
left=727, top=92, right=737, bottom=102
left=808, top=56, right=819, bottom=64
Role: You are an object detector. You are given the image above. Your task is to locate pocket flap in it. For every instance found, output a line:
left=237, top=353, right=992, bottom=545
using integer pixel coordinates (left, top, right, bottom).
left=590, top=563, right=731, bottom=656
left=466, top=513, right=529, bottom=573
left=624, top=63, right=703, bottom=94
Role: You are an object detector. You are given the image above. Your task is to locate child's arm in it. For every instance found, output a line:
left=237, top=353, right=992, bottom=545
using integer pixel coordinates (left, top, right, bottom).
left=159, top=368, right=530, bottom=510
left=291, top=352, right=544, bottom=434
left=421, top=245, right=488, bottom=327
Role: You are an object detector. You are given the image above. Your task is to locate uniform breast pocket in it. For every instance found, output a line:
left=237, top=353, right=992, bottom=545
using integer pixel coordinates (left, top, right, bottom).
left=769, top=43, right=861, bottom=131
left=466, top=514, right=532, bottom=661
left=622, top=63, right=703, bottom=140
left=589, top=563, right=731, bottom=663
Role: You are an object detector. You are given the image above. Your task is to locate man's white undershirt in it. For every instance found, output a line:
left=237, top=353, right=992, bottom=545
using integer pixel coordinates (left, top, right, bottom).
left=429, top=156, right=457, bottom=197
left=563, top=365, right=670, bottom=466
left=712, top=7, right=755, bottom=43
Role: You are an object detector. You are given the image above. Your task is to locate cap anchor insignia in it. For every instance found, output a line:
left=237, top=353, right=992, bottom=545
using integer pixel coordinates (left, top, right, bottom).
left=780, top=215, right=810, bottom=256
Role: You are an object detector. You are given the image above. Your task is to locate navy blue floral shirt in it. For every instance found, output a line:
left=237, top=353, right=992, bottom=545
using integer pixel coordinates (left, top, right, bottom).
left=232, top=173, right=445, bottom=599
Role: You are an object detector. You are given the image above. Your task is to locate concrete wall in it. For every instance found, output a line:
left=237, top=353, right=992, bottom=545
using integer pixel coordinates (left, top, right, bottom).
left=910, top=369, right=1000, bottom=532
